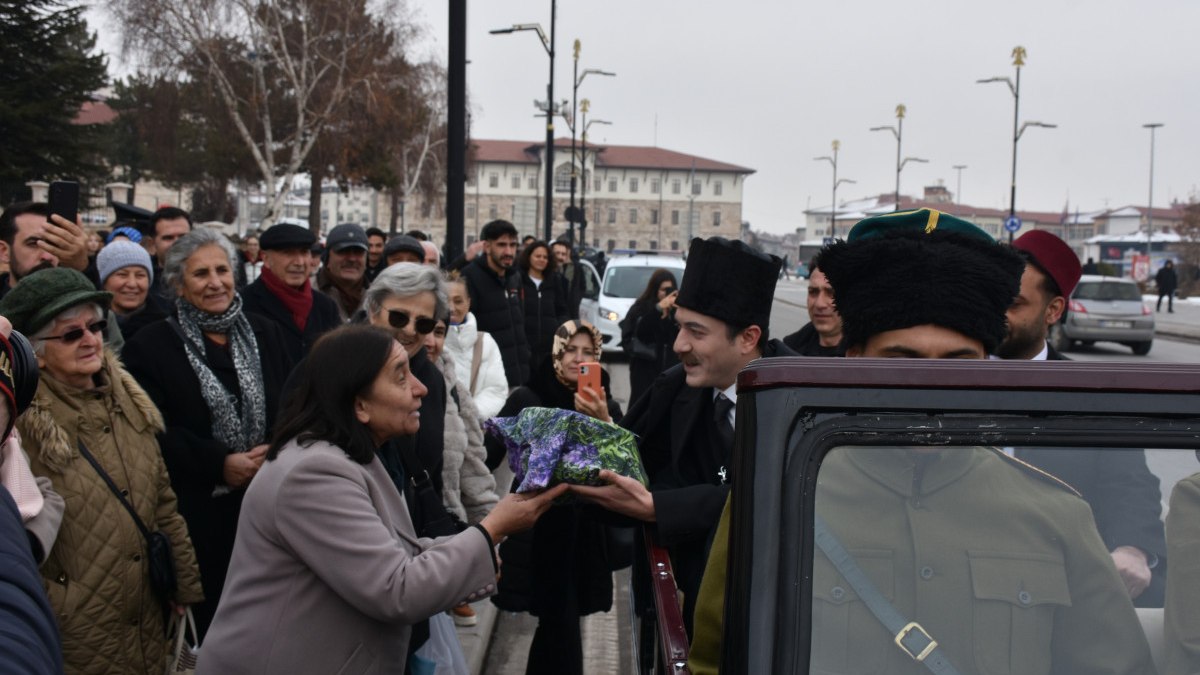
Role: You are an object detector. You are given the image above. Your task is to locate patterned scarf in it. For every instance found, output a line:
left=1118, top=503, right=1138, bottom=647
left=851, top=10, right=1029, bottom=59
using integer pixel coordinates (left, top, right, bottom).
left=174, top=294, right=267, bottom=456
left=551, top=320, right=604, bottom=388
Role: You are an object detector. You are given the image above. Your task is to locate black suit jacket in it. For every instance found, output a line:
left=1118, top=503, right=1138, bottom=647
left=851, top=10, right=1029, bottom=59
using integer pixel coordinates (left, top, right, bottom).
left=240, top=278, right=342, bottom=364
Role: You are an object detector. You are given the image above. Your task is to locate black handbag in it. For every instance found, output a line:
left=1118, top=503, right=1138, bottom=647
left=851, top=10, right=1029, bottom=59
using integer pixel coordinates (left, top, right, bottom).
left=621, top=313, right=658, bottom=361
left=76, top=441, right=178, bottom=607
left=397, top=447, right=464, bottom=538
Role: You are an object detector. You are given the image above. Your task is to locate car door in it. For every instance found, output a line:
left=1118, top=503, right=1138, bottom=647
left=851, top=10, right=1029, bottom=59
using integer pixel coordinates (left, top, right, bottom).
left=577, top=259, right=602, bottom=326
left=708, top=357, right=1200, bottom=674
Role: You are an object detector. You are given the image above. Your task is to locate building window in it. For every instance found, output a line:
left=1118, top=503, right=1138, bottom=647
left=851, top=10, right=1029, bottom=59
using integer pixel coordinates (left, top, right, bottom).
left=489, top=204, right=498, bottom=218
left=554, top=164, right=574, bottom=193
left=712, top=210, right=721, bottom=227
left=628, top=240, right=638, bottom=249
left=714, top=180, right=723, bottom=196
left=467, top=172, right=477, bottom=186
left=670, top=240, right=679, bottom=251
left=511, top=175, right=521, bottom=189
left=606, top=239, right=615, bottom=253
left=466, top=204, right=476, bottom=218
left=650, top=209, right=659, bottom=225
left=489, top=173, right=499, bottom=188
left=593, top=238, right=599, bottom=248
left=629, top=177, right=639, bottom=193
left=629, top=208, right=638, bottom=224
left=671, top=210, right=680, bottom=225
left=594, top=206, right=601, bottom=224
left=528, top=176, right=537, bottom=190
left=650, top=178, right=661, bottom=194
left=692, top=180, right=702, bottom=196
left=608, top=179, right=618, bottom=193
left=672, top=179, right=681, bottom=195
left=650, top=239, right=658, bottom=250
left=594, top=177, right=601, bottom=192
left=607, top=208, right=617, bottom=224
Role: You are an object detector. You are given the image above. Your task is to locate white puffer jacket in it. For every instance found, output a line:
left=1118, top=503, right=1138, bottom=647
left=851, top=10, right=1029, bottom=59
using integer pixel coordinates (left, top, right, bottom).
left=444, top=312, right=509, bottom=420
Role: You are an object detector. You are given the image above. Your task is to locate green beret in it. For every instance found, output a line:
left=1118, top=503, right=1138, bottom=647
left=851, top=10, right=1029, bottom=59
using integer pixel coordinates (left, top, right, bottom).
left=848, top=208, right=994, bottom=242
left=0, top=268, right=111, bottom=336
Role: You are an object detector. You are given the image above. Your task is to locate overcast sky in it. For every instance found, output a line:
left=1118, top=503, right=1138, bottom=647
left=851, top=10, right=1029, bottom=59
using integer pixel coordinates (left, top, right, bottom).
left=405, top=0, right=1199, bottom=234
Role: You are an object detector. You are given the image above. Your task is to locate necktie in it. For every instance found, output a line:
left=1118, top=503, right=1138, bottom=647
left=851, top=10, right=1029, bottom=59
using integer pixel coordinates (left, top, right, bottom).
left=714, top=393, right=735, bottom=456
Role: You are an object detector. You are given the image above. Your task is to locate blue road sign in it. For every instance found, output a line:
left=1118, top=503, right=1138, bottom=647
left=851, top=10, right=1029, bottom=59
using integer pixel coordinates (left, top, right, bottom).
left=1004, top=215, right=1022, bottom=233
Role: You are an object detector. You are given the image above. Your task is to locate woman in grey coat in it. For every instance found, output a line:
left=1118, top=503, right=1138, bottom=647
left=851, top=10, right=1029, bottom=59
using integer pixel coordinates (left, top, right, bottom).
left=197, top=326, right=564, bottom=675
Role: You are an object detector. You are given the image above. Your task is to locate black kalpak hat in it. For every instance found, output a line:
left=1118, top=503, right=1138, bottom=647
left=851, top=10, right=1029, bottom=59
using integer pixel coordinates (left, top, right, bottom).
left=815, top=229, right=1024, bottom=353
left=676, top=237, right=781, bottom=330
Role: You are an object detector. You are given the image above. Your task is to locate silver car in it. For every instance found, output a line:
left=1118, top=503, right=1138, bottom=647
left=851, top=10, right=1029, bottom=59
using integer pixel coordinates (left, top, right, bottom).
left=1050, top=274, right=1155, bottom=355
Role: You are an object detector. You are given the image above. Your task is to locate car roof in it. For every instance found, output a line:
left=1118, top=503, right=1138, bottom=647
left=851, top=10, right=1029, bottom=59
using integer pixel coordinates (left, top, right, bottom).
left=1077, top=274, right=1137, bottom=283
left=603, top=253, right=686, bottom=270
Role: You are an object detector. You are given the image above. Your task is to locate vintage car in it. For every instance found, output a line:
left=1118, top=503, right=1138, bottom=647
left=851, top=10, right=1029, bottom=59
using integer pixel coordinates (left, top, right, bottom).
left=640, top=357, right=1200, bottom=675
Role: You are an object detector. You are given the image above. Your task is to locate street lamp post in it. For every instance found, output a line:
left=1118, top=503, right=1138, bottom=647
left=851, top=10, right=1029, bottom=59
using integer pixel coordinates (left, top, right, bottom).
left=491, top=1, right=557, bottom=241
left=871, top=104, right=922, bottom=211
left=952, top=164, right=968, bottom=206
left=578, top=104, right=611, bottom=249
left=1143, top=123, right=1164, bottom=259
left=978, top=46, right=1056, bottom=243
left=567, top=40, right=615, bottom=247
left=814, top=140, right=856, bottom=239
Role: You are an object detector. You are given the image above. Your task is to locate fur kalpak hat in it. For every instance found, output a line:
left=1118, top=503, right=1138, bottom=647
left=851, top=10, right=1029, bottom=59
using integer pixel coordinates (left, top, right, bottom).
left=816, top=228, right=1024, bottom=353
left=676, top=236, right=782, bottom=331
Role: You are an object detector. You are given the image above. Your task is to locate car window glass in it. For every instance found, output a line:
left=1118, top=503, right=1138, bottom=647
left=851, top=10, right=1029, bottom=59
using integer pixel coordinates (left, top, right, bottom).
left=1074, top=280, right=1142, bottom=301
left=603, top=266, right=673, bottom=298
left=582, top=263, right=600, bottom=300
left=807, top=443, right=1194, bottom=675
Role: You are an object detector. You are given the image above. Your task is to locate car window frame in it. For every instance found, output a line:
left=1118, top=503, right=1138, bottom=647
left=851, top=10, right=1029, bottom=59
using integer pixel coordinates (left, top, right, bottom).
left=719, top=357, right=1200, bottom=674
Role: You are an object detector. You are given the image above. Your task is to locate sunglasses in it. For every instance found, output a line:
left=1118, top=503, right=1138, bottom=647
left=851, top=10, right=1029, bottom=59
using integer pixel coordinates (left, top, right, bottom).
left=43, top=320, right=107, bottom=344
left=387, top=309, right=437, bottom=335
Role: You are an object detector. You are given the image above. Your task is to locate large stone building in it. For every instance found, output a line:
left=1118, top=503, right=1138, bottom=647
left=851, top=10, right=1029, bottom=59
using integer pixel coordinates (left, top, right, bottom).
left=458, top=139, right=754, bottom=251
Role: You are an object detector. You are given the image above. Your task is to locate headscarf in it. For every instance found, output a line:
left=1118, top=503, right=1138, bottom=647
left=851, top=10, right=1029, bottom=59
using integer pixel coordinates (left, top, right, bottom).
left=551, top=319, right=603, bottom=388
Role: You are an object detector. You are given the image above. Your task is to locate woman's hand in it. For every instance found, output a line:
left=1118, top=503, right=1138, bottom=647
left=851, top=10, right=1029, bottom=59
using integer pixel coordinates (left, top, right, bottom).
left=657, top=290, right=677, bottom=317
left=223, top=445, right=268, bottom=488
left=479, top=484, right=569, bottom=542
left=575, top=386, right=611, bottom=422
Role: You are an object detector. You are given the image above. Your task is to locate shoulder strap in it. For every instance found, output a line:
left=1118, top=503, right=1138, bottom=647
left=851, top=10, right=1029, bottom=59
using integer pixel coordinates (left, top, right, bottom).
left=814, top=515, right=962, bottom=675
left=76, top=440, right=153, bottom=544
left=470, top=334, right=484, bottom=392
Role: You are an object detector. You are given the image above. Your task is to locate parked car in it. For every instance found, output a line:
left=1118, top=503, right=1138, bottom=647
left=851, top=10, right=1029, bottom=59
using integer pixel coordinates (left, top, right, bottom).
left=578, top=251, right=686, bottom=352
left=640, top=357, right=1199, bottom=674
left=1050, top=274, right=1155, bottom=355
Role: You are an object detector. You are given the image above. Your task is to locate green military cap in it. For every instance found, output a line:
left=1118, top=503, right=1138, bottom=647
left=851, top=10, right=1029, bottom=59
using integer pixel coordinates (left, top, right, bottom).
left=0, top=268, right=111, bottom=336
left=847, top=208, right=994, bottom=242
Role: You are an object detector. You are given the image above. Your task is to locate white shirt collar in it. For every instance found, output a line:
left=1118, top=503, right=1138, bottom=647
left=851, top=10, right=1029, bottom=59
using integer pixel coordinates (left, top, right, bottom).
left=713, top=384, right=738, bottom=428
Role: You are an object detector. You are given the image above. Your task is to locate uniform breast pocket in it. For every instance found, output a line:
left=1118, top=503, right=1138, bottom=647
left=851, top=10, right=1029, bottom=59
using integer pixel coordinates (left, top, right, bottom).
left=968, top=551, right=1071, bottom=675
left=810, top=548, right=894, bottom=675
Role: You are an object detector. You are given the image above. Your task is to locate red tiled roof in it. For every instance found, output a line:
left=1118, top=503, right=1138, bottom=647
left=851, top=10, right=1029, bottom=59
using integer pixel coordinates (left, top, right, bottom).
left=469, top=138, right=754, bottom=174
left=73, top=100, right=117, bottom=126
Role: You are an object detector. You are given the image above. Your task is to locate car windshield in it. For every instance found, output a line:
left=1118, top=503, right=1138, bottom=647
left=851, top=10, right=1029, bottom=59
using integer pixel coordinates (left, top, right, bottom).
left=603, top=266, right=666, bottom=299
left=1074, top=281, right=1142, bottom=301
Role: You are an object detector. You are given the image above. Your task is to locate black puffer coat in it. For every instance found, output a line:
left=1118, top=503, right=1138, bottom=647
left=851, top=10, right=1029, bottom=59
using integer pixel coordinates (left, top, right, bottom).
left=461, top=255, right=530, bottom=386
left=519, top=271, right=569, bottom=375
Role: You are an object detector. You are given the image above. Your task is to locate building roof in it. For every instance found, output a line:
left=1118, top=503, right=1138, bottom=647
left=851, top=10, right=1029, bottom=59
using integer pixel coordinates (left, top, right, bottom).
left=470, top=138, right=754, bottom=174
left=73, top=100, right=117, bottom=126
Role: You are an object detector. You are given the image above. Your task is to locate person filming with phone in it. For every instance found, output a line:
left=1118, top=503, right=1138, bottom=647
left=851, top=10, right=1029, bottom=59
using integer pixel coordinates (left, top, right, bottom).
left=0, top=188, right=93, bottom=300
left=487, top=319, right=623, bottom=674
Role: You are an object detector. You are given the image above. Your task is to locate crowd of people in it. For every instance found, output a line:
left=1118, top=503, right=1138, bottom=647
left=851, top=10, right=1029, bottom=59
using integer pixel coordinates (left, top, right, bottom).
left=0, top=194, right=1195, bottom=675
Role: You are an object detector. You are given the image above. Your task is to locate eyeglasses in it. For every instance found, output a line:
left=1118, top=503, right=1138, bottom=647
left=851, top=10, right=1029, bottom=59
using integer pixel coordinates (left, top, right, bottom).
left=42, top=320, right=107, bottom=344
left=387, top=309, right=437, bottom=335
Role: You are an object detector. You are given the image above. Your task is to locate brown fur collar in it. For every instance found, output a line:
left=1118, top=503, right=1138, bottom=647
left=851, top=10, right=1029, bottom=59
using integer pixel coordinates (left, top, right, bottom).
left=18, top=349, right=164, bottom=474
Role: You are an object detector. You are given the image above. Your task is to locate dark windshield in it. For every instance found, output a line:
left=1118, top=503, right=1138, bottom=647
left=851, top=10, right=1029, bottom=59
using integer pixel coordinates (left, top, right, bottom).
left=1074, top=281, right=1142, bottom=301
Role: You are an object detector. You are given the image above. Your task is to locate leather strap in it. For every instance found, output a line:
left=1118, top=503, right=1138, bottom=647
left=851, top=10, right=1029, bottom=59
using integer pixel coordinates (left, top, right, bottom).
left=814, top=515, right=962, bottom=675
left=76, top=440, right=154, bottom=545
left=470, top=332, right=484, bottom=393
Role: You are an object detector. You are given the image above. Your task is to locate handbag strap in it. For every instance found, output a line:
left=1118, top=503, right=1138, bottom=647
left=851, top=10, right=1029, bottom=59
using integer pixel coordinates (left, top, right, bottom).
left=76, top=440, right=153, bottom=544
left=814, top=514, right=962, bottom=675
left=469, top=334, right=484, bottom=393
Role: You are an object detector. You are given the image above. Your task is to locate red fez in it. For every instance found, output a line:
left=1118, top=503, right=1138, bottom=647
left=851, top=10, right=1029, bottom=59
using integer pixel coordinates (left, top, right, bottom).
left=1012, top=230, right=1081, bottom=298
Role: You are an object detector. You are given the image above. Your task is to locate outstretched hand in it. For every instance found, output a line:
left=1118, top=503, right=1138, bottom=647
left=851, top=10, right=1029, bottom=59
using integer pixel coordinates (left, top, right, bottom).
left=570, top=469, right=655, bottom=522
left=479, top=483, right=570, bottom=542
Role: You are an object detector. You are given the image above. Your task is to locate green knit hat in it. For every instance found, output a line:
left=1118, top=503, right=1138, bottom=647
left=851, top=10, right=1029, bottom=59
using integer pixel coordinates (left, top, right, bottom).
left=848, top=208, right=994, bottom=242
left=0, top=268, right=111, bottom=336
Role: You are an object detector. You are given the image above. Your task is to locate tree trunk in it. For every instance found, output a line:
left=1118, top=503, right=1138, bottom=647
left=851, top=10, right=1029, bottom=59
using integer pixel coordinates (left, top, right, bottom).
left=308, top=166, right=324, bottom=236
left=389, top=188, right=400, bottom=235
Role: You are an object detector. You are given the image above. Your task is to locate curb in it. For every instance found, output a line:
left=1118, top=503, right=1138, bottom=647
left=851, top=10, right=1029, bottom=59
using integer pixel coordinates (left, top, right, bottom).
left=456, top=599, right=499, bottom=675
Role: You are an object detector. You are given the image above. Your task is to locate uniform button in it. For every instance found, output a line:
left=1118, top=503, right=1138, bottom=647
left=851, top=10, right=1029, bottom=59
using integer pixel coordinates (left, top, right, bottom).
left=102, top=426, right=112, bottom=433
left=1017, top=591, right=1032, bottom=605
left=56, top=573, right=67, bottom=584
left=130, top=618, right=138, bottom=626
left=830, top=586, right=846, bottom=601
left=919, top=566, right=934, bottom=580
left=120, top=489, right=129, bottom=497
left=132, top=553, right=142, bottom=562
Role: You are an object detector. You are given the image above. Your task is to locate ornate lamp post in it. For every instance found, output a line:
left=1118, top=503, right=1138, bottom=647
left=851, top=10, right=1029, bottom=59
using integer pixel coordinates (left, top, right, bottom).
left=871, top=105, right=926, bottom=211
left=566, top=39, right=615, bottom=246
left=814, top=140, right=856, bottom=239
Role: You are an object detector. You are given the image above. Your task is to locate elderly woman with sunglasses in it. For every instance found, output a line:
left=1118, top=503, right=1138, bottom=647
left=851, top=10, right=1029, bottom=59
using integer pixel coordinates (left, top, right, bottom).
left=122, top=228, right=295, bottom=639
left=0, top=268, right=203, bottom=674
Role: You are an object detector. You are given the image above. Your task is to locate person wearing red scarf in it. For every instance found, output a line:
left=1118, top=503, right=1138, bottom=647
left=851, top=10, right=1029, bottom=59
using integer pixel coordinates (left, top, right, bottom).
left=241, top=224, right=342, bottom=364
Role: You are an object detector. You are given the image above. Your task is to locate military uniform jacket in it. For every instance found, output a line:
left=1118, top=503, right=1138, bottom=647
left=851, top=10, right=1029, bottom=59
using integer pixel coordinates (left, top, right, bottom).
left=812, top=446, right=1155, bottom=675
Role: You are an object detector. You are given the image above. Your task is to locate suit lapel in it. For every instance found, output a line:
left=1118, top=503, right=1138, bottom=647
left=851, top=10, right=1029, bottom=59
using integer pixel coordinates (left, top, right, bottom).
left=669, top=384, right=705, bottom=465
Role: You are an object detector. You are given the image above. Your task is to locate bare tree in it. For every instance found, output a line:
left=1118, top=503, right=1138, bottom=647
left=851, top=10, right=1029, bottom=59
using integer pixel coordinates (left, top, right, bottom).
left=109, top=0, right=411, bottom=227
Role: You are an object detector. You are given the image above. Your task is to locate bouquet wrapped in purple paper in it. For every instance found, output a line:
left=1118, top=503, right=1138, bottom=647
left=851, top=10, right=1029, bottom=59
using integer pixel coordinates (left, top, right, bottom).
left=484, top=406, right=648, bottom=493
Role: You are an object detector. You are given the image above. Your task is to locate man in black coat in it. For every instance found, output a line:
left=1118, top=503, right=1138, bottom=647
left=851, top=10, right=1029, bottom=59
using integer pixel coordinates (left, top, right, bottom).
left=1156, top=259, right=1178, bottom=312
left=461, top=220, right=530, bottom=387
left=999, top=229, right=1167, bottom=606
left=782, top=259, right=844, bottom=356
left=241, top=224, right=342, bottom=365
left=573, top=236, right=789, bottom=636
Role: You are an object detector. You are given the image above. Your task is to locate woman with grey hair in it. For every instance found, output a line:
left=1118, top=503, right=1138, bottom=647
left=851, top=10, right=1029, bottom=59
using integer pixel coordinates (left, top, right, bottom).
left=123, top=227, right=295, bottom=639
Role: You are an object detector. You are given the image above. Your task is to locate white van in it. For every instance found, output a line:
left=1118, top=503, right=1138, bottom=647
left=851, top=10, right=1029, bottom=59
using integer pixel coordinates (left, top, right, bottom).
left=578, top=252, right=686, bottom=352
